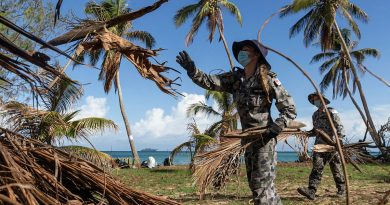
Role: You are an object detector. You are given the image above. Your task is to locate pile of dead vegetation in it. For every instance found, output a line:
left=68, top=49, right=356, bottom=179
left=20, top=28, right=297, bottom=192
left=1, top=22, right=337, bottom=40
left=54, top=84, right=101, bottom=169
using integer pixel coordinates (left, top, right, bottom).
left=0, top=128, right=180, bottom=205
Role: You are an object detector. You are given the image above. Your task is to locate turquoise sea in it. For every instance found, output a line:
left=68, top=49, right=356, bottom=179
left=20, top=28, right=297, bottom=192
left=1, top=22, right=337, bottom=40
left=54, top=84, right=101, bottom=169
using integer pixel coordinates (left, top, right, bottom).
left=103, top=151, right=302, bottom=165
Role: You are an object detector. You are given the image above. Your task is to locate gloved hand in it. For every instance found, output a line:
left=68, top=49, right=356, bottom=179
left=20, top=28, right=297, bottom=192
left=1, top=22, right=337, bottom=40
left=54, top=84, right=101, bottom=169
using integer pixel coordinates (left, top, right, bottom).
left=176, top=51, right=196, bottom=74
left=266, top=120, right=284, bottom=139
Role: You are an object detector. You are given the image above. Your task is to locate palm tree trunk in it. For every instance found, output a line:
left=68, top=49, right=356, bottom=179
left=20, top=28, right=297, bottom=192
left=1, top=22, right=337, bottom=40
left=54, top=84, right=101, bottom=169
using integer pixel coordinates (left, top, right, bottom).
left=334, top=21, right=386, bottom=155
left=217, top=25, right=234, bottom=71
left=260, top=44, right=351, bottom=204
left=115, top=71, right=141, bottom=168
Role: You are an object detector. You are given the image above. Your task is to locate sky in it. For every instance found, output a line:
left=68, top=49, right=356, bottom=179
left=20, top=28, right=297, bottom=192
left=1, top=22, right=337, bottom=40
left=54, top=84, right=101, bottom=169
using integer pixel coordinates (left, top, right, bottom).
left=54, top=0, right=390, bottom=151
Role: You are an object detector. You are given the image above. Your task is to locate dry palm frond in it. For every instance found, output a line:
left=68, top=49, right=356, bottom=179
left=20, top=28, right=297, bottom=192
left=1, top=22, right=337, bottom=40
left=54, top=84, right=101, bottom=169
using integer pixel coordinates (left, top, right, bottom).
left=48, top=0, right=168, bottom=46
left=192, top=139, right=245, bottom=200
left=193, top=124, right=310, bottom=199
left=75, top=29, right=180, bottom=96
left=313, top=130, right=375, bottom=172
left=0, top=127, right=180, bottom=205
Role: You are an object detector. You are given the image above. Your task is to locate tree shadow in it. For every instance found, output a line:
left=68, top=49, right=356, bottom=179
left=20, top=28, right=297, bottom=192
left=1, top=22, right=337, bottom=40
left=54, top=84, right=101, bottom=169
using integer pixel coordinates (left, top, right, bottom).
left=150, top=169, right=180, bottom=173
left=177, top=193, right=251, bottom=203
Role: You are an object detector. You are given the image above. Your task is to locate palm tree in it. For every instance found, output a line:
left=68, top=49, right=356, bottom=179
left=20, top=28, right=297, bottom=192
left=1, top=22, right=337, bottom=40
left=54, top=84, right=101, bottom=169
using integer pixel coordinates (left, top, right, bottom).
left=174, top=0, right=242, bottom=70
left=311, top=28, right=380, bottom=99
left=170, top=120, right=218, bottom=167
left=75, top=0, right=158, bottom=167
left=1, top=71, right=118, bottom=145
left=280, top=0, right=386, bottom=157
left=187, top=90, right=237, bottom=139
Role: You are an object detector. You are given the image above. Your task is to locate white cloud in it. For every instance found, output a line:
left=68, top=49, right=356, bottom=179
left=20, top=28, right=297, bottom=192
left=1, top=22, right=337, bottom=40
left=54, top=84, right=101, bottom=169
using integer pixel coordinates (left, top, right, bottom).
left=132, top=93, right=218, bottom=147
left=339, top=104, right=390, bottom=140
left=75, top=96, right=109, bottom=119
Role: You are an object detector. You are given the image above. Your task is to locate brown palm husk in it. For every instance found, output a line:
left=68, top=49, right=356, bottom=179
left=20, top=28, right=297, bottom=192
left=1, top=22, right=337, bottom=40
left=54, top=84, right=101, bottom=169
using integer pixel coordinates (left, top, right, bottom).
left=75, top=29, right=180, bottom=96
left=0, top=127, right=180, bottom=205
left=192, top=125, right=310, bottom=199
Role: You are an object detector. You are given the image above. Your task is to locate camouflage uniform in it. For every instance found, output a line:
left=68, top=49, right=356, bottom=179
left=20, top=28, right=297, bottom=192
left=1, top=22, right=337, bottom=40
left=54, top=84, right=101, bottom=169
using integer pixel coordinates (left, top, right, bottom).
left=309, top=108, right=346, bottom=192
left=188, top=66, right=296, bottom=205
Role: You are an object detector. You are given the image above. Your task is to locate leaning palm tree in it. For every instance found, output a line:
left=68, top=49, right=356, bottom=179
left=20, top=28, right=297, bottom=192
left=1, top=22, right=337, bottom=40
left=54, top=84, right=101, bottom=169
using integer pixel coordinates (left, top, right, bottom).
left=174, top=0, right=242, bottom=70
left=280, top=0, right=386, bottom=158
left=75, top=0, right=158, bottom=166
left=187, top=90, right=237, bottom=139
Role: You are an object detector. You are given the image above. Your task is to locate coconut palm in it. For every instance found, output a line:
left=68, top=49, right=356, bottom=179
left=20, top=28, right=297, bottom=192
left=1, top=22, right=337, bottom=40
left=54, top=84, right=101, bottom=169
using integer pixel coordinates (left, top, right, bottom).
left=1, top=71, right=118, bottom=145
left=280, top=0, right=386, bottom=157
left=311, top=28, right=380, bottom=99
left=170, top=120, right=218, bottom=167
left=187, top=90, right=237, bottom=138
left=75, top=0, right=158, bottom=166
left=174, top=0, right=242, bottom=70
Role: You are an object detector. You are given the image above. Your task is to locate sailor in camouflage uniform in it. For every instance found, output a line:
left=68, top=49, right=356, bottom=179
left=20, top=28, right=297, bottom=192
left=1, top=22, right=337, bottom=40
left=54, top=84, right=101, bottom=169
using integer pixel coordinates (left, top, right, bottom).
left=297, top=93, right=346, bottom=200
left=176, top=40, right=297, bottom=205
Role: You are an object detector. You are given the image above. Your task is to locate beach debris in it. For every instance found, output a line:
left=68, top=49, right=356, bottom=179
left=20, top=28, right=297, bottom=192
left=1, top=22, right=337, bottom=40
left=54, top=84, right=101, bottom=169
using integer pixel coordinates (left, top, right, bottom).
left=0, top=127, right=180, bottom=205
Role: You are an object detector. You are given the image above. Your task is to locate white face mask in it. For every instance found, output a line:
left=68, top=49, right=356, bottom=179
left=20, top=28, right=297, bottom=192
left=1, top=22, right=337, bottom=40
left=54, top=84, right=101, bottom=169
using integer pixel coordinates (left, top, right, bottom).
left=237, top=50, right=251, bottom=67
left=314, top=100, right=322, bottom=108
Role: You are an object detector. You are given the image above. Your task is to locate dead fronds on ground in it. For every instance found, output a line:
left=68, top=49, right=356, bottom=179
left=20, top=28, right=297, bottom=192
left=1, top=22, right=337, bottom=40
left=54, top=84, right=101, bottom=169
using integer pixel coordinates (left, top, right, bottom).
left=0, top=127, right=180, bottom=205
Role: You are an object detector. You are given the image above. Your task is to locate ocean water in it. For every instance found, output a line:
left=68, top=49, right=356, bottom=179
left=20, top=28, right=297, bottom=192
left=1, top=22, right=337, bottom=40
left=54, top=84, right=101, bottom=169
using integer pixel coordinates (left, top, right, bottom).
left=103, top=151, right=300, bottom=165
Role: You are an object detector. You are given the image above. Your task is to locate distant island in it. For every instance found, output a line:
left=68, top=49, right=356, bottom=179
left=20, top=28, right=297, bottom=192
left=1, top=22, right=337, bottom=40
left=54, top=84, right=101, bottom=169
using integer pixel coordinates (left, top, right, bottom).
left=140, top=148, right=158, bottom=152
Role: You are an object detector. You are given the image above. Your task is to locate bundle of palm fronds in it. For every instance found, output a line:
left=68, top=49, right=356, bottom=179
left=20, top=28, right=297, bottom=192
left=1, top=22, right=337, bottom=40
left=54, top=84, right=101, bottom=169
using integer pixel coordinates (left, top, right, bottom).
left=0, top=128, right=180, bottom=205
left=192, top=121, right=309, bottom=199
left=313, top=141, right=374, bottom=172
left=311, top=129, right=375, bottom=172
left=192, top=139, right=244, bottom=199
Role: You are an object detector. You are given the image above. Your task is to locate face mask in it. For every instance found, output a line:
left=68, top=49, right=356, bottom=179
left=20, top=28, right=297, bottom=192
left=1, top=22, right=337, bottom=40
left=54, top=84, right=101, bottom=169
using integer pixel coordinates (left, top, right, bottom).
left=238, top=50, right=251, bottom=67
left=313, top=100, right=322, bottom=108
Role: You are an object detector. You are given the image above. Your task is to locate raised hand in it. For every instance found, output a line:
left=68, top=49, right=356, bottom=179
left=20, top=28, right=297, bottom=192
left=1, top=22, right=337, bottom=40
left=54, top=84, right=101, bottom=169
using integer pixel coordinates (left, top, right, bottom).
left=176, top=51, right=195, bottom=73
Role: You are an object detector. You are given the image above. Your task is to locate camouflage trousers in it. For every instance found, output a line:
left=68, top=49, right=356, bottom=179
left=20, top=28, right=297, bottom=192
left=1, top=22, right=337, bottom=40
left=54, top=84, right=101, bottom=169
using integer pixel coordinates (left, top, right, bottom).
left=308, top=151, right=345, bottom=191
left=242, top=137, right=282, bottom=205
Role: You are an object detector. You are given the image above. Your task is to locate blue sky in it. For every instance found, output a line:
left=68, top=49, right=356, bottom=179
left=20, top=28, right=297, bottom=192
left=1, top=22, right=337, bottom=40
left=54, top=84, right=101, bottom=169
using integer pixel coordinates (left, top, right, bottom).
left=56, top=0, right=390, bottom=151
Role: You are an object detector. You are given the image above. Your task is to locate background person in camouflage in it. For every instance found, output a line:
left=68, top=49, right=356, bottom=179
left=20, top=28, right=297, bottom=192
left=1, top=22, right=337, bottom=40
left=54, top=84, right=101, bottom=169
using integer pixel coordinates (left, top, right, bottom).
left=297, top=93, right=346, bottom=200
left=176, top=40, right=297, bottom=205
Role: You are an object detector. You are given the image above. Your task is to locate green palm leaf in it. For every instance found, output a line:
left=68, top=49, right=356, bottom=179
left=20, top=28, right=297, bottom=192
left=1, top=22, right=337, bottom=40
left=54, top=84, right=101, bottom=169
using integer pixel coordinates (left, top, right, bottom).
left=186, top=101, right=221, bottom=118
left=173, top=3, right=200, bottom=27
left=219, top=0, right=242, bottom=25
left=126, top=30, right=156, bottom=48
left=170, top=141, right=193, bottom=163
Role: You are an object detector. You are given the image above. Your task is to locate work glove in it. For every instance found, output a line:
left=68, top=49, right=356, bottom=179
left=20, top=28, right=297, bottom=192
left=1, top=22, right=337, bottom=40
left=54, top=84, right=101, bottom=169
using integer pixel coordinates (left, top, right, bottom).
left=176, top=51, right=196, bottom=74
left=266, top=120, right=285, bottom=139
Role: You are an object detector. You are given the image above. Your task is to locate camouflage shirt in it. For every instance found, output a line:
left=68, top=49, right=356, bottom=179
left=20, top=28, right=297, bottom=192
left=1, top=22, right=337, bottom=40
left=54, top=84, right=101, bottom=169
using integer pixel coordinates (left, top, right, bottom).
left=188, top=66, right=297, bottom=130
left=312, top=107, right=345, bottom=145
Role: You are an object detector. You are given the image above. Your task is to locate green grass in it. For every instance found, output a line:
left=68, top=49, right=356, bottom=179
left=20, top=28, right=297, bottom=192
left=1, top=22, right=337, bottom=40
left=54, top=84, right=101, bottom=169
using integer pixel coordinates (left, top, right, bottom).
left=112, top=163, right=390, bottom=205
